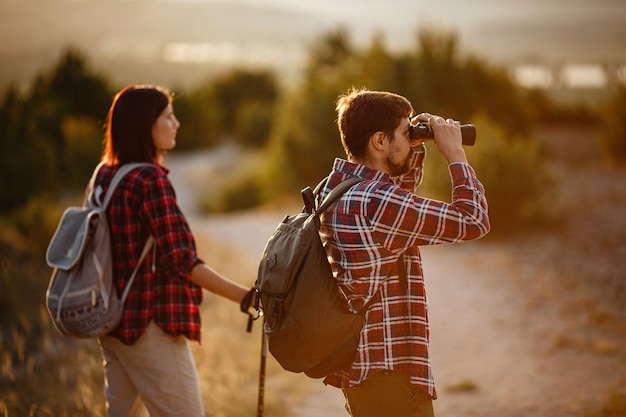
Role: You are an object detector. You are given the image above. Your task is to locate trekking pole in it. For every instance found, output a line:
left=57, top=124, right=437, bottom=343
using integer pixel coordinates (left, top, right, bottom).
left=257, top=317, right=267, bottom=417
left=241, top=288, right=265, bottom=417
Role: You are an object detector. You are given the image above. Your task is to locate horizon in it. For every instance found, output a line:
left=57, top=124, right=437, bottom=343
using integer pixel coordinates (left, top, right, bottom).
left=1, top=0, right=625, bottom=92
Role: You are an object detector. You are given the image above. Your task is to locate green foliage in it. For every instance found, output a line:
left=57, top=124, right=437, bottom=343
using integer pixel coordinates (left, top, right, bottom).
left=600, top=86, right=626, bottom=164
left=462, top=117, right=556, bottom=234
left=201, top=171, right=263, bottom=213
left=259, top=84, right=346, bottom=199
left=0, top=85, right=59, bottom=211
left=255, top=28, right=537, bottom=206
left=0, top=47, right=112, bottom=211
left=355, top=35, right=405, bottom=93
left=304, top=27, right=354, bottom=77
left=0, top=50, right=282, bottom=215
left=402, top=30, right=532, bottom=136
left=208, top=28, right=551, bottom=218
left=173, top=85, right=223, bottom=150
left=234, top=100, right=275, bottom=148
left=29, top=48, right=112, bottom=180
left=524, top=88, right=599, bottom=126
left=0, top=196, right=67, bottom=330
left=254, top=30, right=361, bottom=200
left=417, top=117, right=556, bottom=235
left=0, top=242, right=47, bottom=330
left=214, top=69, right=279, bottom=147
left=173, top=69, right=279, bottom=150
left=12, top=195, right=68, bottom=255
left=61, top=116, right=105, bottom=188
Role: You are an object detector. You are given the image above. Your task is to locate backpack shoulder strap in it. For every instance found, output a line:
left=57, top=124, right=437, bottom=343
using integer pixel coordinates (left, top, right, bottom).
left=315, top=176, right=364, bottom=215
left=95, top=163, right=153, bottom=209
left=86, top=161, right=107, bottom=206
left=315, top=176, right=409, bottom=315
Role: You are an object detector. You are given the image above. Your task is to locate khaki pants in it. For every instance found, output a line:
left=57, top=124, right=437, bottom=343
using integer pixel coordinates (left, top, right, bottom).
left=98, top=321, right=205, bottom=417
left=342, top=371, right=435, bottom=417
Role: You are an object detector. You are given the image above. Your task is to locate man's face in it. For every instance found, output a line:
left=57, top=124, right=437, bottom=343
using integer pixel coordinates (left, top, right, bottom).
left=384, top=117, right=413, bottom=177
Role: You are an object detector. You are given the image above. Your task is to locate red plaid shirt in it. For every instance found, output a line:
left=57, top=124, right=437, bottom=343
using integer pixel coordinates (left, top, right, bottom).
left=318, top=148, right=490, bottom=398
left=93, top=164, right=203, bottom=345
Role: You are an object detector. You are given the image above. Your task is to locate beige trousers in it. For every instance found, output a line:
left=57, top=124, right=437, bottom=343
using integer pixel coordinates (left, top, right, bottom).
left=98, top=321, right=205, bottom=417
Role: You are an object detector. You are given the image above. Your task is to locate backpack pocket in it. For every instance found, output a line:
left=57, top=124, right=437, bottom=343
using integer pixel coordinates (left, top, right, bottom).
left=46, top=207, right=99, bottom=270
left=258, top=213, right=315, bottom=295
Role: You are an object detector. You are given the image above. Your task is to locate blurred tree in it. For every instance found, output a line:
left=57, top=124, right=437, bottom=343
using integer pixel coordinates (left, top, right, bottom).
left=353, top=34, right=403, bottom=93
left=0, top=85, right=56, bottom=211
left=37, top=48, right=112, bottom=187
left=256, top=28, right=538, bottom=203
left=44, top=49, right=113, bottom=119
left=421, top=116, right=555, bottom=235
left=61, top=115, right=104, bottom=183
left=304, top=27, right=353, bottom=77
left=259, top=31, right=358, bottom=198
left=173, top=84, right=223, bottom=150
left=214, top=69, right=279, bottom=146
left=404, top=29, right=461, bottom=116
left=404, top=30, right=532, bottom=136
left=0, top=47, right=113, bottom=211
left=234, top=100, right=275, bottom=148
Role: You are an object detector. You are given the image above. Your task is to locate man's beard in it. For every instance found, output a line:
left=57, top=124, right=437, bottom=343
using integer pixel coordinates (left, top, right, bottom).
left=387, top=149, right=414, bottom=177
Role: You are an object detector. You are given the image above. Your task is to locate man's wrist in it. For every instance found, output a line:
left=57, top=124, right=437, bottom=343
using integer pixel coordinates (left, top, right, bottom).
left=444, top=148, right=467, bottom=164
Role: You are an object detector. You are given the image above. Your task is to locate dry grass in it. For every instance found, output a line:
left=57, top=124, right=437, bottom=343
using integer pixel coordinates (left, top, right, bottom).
left=0, top=232, right=294, bottom=416
left=191, top=233, right=299, bottom=417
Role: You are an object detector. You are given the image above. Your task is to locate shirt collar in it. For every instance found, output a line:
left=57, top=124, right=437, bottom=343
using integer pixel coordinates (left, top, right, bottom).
left=332, top=158, right=391, bottom=184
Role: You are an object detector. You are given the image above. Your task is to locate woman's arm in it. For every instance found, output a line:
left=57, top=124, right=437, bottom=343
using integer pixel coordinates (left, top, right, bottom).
left=189, top=263, right=250, bottom=304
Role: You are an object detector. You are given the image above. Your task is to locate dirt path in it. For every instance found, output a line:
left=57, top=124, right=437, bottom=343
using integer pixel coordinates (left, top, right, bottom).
left=165, top=144, right=626, bottom=417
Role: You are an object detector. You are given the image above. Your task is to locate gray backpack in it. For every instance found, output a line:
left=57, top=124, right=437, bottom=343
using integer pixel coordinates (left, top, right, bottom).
left=255, top=177, right=365, bottom=378
left=45, top=163, right=154, bottom=338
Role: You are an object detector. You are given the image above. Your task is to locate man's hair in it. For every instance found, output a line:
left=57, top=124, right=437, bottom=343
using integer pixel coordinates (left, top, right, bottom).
left=102, top=85, right=172, bottom=165
left=335, top=88, right=413, bottom=159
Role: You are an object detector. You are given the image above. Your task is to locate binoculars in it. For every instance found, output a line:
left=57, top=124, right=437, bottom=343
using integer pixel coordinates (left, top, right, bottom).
left=409, top=122, right=476, bottom=146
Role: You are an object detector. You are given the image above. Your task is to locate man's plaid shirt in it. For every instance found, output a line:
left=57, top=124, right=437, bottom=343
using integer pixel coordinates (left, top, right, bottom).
left=318, top=148, right=490, bottom=398
left=94, top=164, right=203, bottom=345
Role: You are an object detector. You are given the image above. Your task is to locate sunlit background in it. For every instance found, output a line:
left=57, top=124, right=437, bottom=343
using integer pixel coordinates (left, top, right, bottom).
left=1, top=0, right=626, bottom=416
left=1, top=0, right=625, bottom=90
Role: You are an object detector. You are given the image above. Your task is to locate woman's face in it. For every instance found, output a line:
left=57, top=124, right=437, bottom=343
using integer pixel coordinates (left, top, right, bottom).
left=152, top=103, right=180, bottom=151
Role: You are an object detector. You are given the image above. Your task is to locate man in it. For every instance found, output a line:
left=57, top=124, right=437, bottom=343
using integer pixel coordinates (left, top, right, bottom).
left=317, top=88, right=490, bottom=416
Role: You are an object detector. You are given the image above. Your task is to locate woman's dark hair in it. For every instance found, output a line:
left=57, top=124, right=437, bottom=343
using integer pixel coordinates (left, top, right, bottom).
left=336, top=88, right=413, bottom=159
left=102, top=85, right=172, bottom=164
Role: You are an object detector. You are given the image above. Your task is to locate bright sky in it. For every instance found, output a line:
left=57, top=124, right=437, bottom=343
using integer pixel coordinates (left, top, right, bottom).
left=1, top=0, right=624, bottom=89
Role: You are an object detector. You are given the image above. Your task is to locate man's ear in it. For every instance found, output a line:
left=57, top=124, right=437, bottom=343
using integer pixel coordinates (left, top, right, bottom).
left=370, top=131, right=387, bottom=152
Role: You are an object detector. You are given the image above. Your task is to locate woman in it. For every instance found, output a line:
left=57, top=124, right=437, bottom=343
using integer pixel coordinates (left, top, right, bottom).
left=95, top=85, right=252, bottom=416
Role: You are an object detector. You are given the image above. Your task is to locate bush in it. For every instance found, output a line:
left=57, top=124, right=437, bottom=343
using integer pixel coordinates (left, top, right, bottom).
left=197, top=151, right=265, bottom=213
left=12, top=196, right=68, bottom=256
left=234, top=100, right=275, bottom=148
left=172, top=85, right=223, bottom=150
left=0, top=48, right=112, bottom=212
left=419, top=116, right=558, bottom=235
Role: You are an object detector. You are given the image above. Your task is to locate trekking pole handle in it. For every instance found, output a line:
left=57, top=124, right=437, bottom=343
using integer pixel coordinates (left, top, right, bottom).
left=241, top=287, right=263, bottom=333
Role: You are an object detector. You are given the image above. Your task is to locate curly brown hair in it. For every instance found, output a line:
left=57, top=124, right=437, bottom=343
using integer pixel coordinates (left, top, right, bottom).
left=336, top=88, right=413, bottom=159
